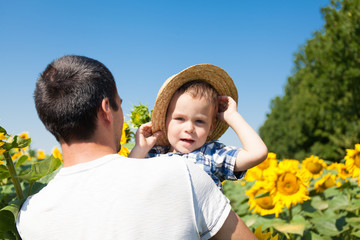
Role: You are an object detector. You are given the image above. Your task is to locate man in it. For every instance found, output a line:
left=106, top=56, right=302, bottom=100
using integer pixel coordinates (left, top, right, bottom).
left=16, top=55, right=257, bottom=240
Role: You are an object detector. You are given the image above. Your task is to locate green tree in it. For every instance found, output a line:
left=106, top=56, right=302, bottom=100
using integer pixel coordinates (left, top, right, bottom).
left=259, top=0, right=360, bottom=161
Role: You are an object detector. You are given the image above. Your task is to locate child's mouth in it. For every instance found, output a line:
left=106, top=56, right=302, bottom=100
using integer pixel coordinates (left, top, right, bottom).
left=180, top=139, right=195, bottom=144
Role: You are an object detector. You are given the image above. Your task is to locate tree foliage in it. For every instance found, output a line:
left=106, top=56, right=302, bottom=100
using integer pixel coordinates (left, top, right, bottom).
left=259, top=0, right=360, bottom=161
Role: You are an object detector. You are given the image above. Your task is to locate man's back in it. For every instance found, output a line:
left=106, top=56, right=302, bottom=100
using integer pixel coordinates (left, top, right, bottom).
left=17, top=154, right=231, bottom=240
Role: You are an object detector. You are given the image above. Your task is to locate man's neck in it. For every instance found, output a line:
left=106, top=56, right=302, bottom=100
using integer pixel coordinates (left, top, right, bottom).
left=61, top=141, right=117, bottom=167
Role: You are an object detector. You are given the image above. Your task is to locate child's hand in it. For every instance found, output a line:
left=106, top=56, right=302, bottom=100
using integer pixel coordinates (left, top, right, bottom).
left=129, top=122, right=162, bottom=158
left=135, top=122, right=162, bottom=149
left=217, top=96, right=238, bottom=123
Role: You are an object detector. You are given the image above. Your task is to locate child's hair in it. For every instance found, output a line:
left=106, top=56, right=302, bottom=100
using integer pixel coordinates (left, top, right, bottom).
left=174, top=80, right=219, bottom=118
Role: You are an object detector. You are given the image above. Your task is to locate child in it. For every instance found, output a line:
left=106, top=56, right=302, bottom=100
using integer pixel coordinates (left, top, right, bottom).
left=129, top=64, right=268, bottom=189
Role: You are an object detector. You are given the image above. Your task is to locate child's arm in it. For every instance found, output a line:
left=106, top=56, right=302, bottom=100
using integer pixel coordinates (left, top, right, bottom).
left=217, top=96, right=268, bottom=172
left=128, top=122, right=162, bottom=158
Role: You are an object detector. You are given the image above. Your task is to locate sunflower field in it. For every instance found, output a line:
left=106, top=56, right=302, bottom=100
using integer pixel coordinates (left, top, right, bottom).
left=1, top=120, right=359, bottom=239
left=223, top=148, right=360, bottom=239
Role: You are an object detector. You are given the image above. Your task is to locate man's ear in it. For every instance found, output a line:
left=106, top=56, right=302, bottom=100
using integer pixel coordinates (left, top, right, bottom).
left=99, top=98, right=113, bottom=123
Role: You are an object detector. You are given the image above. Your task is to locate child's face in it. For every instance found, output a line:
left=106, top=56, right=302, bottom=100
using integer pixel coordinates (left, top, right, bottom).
left=166, top=92, right=215, bottom=153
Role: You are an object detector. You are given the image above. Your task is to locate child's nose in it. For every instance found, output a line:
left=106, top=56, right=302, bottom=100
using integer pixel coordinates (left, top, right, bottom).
left=184, top=121, right=195, bottom=133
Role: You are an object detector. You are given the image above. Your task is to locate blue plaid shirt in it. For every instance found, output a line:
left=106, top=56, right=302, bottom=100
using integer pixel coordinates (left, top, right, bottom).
left=147, top=140, right=246, bottom=189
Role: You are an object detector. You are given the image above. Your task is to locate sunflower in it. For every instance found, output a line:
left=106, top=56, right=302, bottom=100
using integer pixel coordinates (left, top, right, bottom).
left=268, top=160, right=310, bottom=209
left=120, top=122, right=129, bottom=145
left=118, top=145, right=130, bottom=157
left=280, top=159, right=301, bottom=170
left=345, top=144, right=360, bottom=177
left=37, top=150, right=46, bottom=159
left=244, top=167, right=263, bottom=182
left=52, top=147, right=63, bottom=162
left=328, top=162, right=352, bottom=180
left=301, top=155, right=327, bottom=180
left=11, top=151, right=23, bottom=161
left=246, top=181, right=284, bottom=217
left=0, top=141, right=5, bottom=155
left=244, top=152, right=278, bottom=181
left=0, top=133, right=6, bottom=141
left=314, top=172, right=341, bottom=193
left=254, top=225, right=279, bottom=240
left=18, top=132, right=29, bottom=139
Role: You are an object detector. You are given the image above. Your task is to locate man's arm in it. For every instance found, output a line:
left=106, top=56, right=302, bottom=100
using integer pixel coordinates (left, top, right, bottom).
left=184, top=158, right=256, bottom=239
left=210, top=211, right=257, bottom=240
left=217, top=96, right=268, bottom=171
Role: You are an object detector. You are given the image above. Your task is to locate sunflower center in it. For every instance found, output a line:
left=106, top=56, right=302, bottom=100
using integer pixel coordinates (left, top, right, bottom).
left=354, top=153, right=360, bottom=168
left=277, top=172, right=300, bottom=195
left=340, top=167, right=350, bottom=176
left=257, top=160, right=270, bottom=170
left=254, top=190, right=274, bottom=210
left=324, top=177, right=335, bottom=189
left=305, top=162, right=323, bottom=174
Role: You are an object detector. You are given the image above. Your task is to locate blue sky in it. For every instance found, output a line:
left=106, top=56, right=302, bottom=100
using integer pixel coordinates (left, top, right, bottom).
left=1, top=0, right=329, bottom=154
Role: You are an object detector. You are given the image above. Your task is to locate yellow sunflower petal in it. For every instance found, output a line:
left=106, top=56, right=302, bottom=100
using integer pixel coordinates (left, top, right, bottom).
left=270, top=166, right=310, bottom=209
left=37, top=150, right=46, bottom=159
left=301, top=155, right=327, bottom=179
left=254, top=226, right=272, bottom=240
left=314, top=173, right=341, bottom=193
left=52, top=147, right=63, bottom=162
left=18, top=132, right=29, bottom=139
left=118, top=146, right=130, bottom=157
left=246, top=181, right=284, bottom=217
left=345, top=144, right=360, bottom=177
left=0, top=133, right=6, bottom=141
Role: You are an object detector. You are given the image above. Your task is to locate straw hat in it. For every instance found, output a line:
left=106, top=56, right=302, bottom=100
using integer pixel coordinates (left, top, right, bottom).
left=152, top=64, right=238, bottom=146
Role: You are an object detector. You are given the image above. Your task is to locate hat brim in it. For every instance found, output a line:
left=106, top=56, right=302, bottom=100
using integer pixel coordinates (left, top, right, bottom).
left=152, top=64, right=238, bottom=146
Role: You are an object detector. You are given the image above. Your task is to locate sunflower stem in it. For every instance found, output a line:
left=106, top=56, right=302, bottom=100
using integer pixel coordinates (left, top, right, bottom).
left=284, top=232, right=290, bottom=239
left=3, top=151, right=24, bottom=199
left=288, top=204, right=293, bottom=222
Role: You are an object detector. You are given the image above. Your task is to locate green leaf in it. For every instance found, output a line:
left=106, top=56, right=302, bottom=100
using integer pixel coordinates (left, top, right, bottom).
left=328, top=194, right=349, bottom=211
left=0, top=199, right=23, bottom=239
left=310, top=231, right=331, bottom=240
left=0, top=210, right=15, bottom=231
left=129, top=103, right=152, bottom=128
left=3, top=199, right=25, bottom=221
left=14, top=155, right=28, bottom=168
left=0, top=126, right=7, bottom=134
left=29, top=166, right=61, bottom=196
left=347, top=198, right=360, bottom=212
left=352, top=230, right=360, bottom=238
left=0, top=165, right=10, bottom=180
left=242, top=214, right=258, bottom=228
left=346, top=217, right=360, bottom=230
left=323, top=186, right=341, bottom=198
left=273, top=222, right=306, bottom=236
left=2, top=142, right=13, bottom=151
left=18, top=155, right=62, bottom=183
left=311, top=216, right=340, bottom=236
left=254, top=192, right=270, bottom=199
left=251, top=216, right=285, bottom=231
left=311, top=196, right=329, bottom=210
left=11, top=136, right=31, bottom=149
left=0, top=231, right=17, bottom=240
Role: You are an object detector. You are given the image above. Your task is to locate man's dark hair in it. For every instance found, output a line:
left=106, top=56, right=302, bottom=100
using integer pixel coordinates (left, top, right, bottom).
left=34, top=55, right=118, bottom=143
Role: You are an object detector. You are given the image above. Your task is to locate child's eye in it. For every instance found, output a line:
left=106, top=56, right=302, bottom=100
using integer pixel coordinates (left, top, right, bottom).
left=195, top=120, right=205, bottom=124
left=175, top=117, right=184, bottom=121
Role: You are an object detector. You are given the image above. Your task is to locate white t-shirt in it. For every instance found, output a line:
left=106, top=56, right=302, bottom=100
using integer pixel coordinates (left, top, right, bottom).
left=17, top=154, right=231, bottom=240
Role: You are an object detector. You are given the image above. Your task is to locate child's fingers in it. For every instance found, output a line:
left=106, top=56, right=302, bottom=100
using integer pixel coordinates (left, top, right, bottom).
left=153, top=130, right=162, bottom=137
left=218, top=96, right=229, bottom=112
